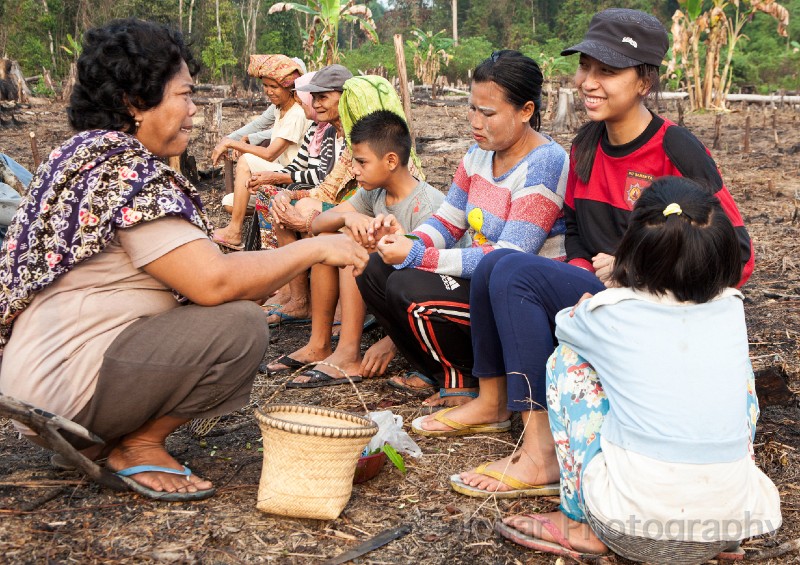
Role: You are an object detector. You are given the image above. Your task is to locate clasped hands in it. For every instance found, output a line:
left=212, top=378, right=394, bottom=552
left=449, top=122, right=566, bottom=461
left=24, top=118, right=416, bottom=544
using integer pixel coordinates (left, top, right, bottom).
left=268, top=190, right=306, bottom=232
left=341, top=213, right=414, bottom=264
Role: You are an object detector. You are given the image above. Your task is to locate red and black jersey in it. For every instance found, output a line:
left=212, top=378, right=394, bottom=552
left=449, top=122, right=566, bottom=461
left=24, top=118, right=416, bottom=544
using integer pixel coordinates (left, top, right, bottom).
left=564, top=114, right=754, bottom=286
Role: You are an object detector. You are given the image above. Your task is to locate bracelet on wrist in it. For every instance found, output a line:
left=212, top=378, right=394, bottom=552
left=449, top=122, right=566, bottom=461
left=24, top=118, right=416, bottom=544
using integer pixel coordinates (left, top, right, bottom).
left=305, top=209, right=321, bottom=235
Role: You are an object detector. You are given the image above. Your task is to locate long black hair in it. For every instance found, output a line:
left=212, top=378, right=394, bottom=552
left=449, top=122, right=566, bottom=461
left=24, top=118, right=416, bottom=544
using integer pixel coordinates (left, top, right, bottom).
left=572, top=63, right=661, bottom=183
left=611, top=176, right=742, bottom=303
left=67, top=19, right=199, bottom=133
left=472, top=50, right=544, bottom=131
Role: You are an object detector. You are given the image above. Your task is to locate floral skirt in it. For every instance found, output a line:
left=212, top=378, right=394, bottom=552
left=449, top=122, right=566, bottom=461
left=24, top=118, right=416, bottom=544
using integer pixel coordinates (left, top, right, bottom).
left=546, top=343, right=609, bottom=523
left=253, top=184, right=357, bottom=250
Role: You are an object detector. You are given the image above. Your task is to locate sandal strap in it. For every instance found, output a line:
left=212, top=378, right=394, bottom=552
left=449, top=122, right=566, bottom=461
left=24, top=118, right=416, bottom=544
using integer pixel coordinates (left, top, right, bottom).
left=522, top=514, right=575, bottom=551
left=432, top=407, right=468, bottom=430
left=473, top=462, right=537, bottom=490
left=116, top=465, right=192, bottom=478
left=438, top=388, right=478, bottom=399
left=405, top=371, right=436, bottom=386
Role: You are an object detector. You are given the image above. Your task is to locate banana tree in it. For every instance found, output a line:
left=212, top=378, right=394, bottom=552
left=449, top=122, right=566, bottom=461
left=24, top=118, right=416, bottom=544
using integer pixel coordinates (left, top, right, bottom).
left=670, top=0, right=790, bottom=110
left=716, top=0, right=790, bottom=108
left=406, top=28, right=454, bottom=98
left=60, top=33, right=82, bottom=102
left=669, top=0, right=707, bottom=110
left=268, top=0, right=378, bottom=69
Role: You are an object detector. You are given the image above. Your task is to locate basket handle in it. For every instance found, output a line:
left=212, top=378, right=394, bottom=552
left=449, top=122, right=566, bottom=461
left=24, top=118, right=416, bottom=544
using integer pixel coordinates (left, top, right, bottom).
left=263, top=361, right=371, bottom=417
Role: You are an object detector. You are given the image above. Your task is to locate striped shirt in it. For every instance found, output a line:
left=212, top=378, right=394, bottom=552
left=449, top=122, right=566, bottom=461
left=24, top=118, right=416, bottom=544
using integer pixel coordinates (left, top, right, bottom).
left=280, top=123, right=339, bottom=187
left=397, top=136, right=569, bottom=278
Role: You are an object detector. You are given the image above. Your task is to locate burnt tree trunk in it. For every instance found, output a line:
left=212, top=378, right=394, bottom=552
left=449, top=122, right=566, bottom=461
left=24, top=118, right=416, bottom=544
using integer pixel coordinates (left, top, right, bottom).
left=552, top=88, right=578, bottom=133
left=61, top=61, right=78, bottom=102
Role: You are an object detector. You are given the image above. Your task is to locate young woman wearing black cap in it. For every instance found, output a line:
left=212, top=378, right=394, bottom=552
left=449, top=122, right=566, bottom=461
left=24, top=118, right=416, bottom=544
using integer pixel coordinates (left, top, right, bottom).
left=420, top=8, right=760, bottom=561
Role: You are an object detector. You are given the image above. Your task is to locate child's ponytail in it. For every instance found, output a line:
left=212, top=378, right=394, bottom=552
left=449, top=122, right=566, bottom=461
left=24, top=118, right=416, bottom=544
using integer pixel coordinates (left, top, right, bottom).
left=611, top=177, right=742, bottom=303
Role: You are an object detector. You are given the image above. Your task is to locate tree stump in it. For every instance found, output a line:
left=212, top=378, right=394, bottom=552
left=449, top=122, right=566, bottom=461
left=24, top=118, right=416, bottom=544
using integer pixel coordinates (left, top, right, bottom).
left=543, top=82, right=557, bottom=122
left=712, top=113, right=723, bottom=150
left=754, top=365, right=796, bottom=407
left=0, top=59, right=32, bottom=102
left=552, top=88, right=578, bottom=133
left=61, top=61, right=77, bottom=102
left=772, top=110, right=780, bottom=148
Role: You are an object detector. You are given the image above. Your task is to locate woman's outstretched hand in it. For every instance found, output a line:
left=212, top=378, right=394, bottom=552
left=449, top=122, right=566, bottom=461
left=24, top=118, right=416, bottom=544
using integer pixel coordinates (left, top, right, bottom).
left=320, top=234, right=370, bottom=276
left=211, top=138, right=234, bottom=166
left=376, top=233, right=414, bottom=265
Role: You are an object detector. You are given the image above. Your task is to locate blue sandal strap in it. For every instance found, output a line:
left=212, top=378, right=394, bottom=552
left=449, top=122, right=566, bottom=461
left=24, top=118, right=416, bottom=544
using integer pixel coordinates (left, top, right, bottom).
left=407, top=371, right=436, bottom=386
left=439, top=388, right=478, bottom=399
left=116, top=465, right=192, bottom=478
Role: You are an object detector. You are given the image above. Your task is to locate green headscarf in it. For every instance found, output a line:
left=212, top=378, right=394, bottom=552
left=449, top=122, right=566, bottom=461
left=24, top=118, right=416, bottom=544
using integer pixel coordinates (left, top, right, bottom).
left=338, top=75, right=425, bottom=180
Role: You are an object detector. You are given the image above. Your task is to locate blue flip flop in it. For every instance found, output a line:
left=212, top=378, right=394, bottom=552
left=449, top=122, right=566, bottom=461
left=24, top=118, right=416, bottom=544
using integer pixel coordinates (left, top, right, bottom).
left=331, top=314, right=377, bottom=343
left=266, top=309, right=311, bottom=328
left=386, top=371, right=437, bottom=396
left=114, top=465, right=216, bottom=501
left=286, top=369, right=363, bottom=389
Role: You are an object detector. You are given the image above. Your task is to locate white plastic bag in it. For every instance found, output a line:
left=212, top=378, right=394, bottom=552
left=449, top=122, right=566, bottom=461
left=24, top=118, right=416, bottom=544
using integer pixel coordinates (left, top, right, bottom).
left=365, top=410, right=422, bottom=458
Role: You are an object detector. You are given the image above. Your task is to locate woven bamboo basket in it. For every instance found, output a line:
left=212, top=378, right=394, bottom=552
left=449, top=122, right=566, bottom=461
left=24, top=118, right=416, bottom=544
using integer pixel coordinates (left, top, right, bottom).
left=254, top=403, right=378, bottom=520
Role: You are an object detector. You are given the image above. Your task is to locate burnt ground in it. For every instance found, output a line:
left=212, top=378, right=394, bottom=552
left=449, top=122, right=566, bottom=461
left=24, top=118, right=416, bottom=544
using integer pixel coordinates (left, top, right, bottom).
left=0, top=96, right=798, bottom=564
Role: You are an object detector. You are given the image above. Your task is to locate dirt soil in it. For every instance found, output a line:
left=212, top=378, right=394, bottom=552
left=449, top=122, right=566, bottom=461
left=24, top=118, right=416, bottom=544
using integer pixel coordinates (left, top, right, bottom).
left=0, top=96, right=799, bottom=564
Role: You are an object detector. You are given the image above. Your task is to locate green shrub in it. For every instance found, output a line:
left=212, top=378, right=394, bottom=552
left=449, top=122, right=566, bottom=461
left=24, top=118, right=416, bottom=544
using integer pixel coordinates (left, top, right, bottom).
left=445, top=36, right=494, bottom=82
left=30, top=82, right=55, bottom=98
left=340, top=42, right=410, bottom=77
left=12, top=37, right=49, bottom=76
left=201, top=38, right=238, bottom=81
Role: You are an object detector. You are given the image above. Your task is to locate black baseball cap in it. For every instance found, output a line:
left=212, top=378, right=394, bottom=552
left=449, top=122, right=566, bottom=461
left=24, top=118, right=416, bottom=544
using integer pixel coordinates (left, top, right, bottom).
left=561, top=8, right=669, bottom=68
left=295, top=64, right=353, bottom=93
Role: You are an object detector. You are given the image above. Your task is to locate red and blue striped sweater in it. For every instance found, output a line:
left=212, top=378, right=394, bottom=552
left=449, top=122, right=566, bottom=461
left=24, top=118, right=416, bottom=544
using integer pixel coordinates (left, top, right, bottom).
left=398, top=137, right=570, bottom=278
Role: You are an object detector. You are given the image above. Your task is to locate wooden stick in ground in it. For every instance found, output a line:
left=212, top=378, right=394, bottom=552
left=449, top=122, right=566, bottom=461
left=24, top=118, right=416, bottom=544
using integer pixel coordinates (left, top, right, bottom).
left=743, top=112, right=751, bottom=153
left=29, top=131, right=40, bottom=169
left=713, top=113, right=723, bottom=150
left=743, top=537, right=800, bottom=561
left=393, top=34, right=414, bottom=145
left=224, top=156, right=234, bottom=195
left=772, top=110, right=779, bottom=148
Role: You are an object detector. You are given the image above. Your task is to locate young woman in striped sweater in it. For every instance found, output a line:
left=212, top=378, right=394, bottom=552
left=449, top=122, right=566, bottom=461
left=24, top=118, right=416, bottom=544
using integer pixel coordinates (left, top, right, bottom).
left=357, top=50, right=569, bottom=409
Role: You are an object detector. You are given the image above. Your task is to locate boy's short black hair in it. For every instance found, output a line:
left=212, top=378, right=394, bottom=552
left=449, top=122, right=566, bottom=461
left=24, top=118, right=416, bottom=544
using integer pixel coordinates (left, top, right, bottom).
left=349, top=110, right=411, bottom=166
left=611, top=176, right=742, bottom=303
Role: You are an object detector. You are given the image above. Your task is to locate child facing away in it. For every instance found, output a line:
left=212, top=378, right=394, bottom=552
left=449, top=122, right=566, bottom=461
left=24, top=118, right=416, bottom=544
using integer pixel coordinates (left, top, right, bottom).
left=267, top=109, right=448, bottom=387
left=496, top=177, right=781, bottom=564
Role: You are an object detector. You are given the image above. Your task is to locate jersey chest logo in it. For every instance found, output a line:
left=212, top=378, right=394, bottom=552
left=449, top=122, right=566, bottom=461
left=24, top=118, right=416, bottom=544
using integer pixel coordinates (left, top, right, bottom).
left=624, top=171, right=655, bottom=208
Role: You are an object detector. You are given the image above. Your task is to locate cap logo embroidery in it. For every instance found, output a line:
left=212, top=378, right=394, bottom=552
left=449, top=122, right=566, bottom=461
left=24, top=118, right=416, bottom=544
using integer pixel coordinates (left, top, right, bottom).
left=622, top=37, right=638, bottom=48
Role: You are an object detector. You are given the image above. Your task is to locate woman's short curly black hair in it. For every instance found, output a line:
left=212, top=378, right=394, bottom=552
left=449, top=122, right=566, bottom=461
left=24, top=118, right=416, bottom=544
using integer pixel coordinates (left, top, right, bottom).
left=67, top=18, right=199, bottom=133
